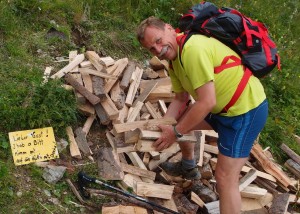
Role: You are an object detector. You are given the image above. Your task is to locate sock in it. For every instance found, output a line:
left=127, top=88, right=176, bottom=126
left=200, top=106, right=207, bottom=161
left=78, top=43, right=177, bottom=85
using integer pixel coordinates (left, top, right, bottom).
left=181, top=158, right=196, bottom=170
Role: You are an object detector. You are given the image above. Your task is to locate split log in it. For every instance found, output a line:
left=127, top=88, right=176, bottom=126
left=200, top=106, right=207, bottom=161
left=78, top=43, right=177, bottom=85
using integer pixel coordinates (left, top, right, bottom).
left=82, top=114, right=96, bottom=136
left=99, top=56, right=115, bottom=67
left=66, top=126, right=82, bottom=159
left=120, top=173, right=142, bottom=193
left=145, top=101, right=162, bottom=118
left=97, top=147, right=124, bottom=180
left=190, top=182, right=218, bottom=203
left=91, top=76, right=106, bottom=101
left=65, top=73, right=100, bottom=105
left=239, top=169, right=258, bottom=191
left=100, top=94, right=119, bottom=120
left=102, top=205, right=147, bottom=214
left=190, top=191, right=205, bottom=208
left=80, top=60, right=92, bottom=68
left=268, top=193, right=290, bottom=214
left=158, top=100, right=168, bottom=115
left=120, top=61, right=135, bottom=89
left=173, top=194, right=199, bottom=214
left=240, top=185, right=268, bottom=199
left=149, top=56, right=166, bottom=70
left=113, top=117, right=177, bottom=133
left=280, top=143, right=300, bottom=165
left=125, top=67, right=143, bottom=106
left=94, top=103, right=110, bottom=125
left=105, top=58, right=129, bottom=93
left=79, top=67, right=116, bottom=79
left=85, top=51, right=106, bottom=72
left=81, top=72, right=93, bottom=93
left=110, top=82, right=126, bottom=110
left=139, top=130, right=197, bottom=142
left=43, top=66, right=52, bottom=83
left=132, top=81, right=158, bottom=107
left=284, top=159, right=300, bottom=178
left=70, top=73, right=86, bottom=104
left=136, top=181, right=174, bottom=200
left=126, top=101, right=143, bottom=122
left=50, top=54, right=85, bottom=79
left=251, top=142, right=292, bottom=187
left=136, top=140, right=179, bottom=154
left=294, top=134, right=300, bottom=146
left=74, top=127, right=92, bottom=156
left=124, top=129, right=141, bottom=144
left=77, top=102, right=95, bottom=116
left=120, top=163, right=156, bottom=180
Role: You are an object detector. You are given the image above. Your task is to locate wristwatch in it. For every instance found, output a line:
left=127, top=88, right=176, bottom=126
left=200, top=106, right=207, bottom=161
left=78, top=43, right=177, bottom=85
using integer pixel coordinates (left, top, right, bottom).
left=173, top=125, right=183, bottom=138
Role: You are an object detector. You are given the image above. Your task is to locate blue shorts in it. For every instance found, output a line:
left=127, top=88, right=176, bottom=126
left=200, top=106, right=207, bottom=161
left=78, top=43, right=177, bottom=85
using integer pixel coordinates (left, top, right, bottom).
left=205, top=99, right=268, bottom=158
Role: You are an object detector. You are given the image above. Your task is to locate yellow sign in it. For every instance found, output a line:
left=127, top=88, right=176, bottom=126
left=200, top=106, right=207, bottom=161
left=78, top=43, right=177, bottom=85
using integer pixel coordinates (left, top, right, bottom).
left=8, top=127, right=59, bottom=166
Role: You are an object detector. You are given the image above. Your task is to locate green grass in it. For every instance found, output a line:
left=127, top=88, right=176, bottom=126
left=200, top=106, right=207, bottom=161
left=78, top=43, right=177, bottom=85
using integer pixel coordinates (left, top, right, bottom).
left=0, top=0, right=299, bottom=212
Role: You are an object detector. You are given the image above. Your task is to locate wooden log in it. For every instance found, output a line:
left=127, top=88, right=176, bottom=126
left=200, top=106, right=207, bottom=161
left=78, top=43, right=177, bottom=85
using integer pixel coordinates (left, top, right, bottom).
left=120, top=173, right=142, bottom=193
left=145, top=101, right=162, bottom=119
left=80, top=60, right=92, bottom=68
left=156, top=69, right=168, bottom=78
left=148, top=149, right=180, bottom=171
left=284, top=159, right=300, bottom=178
left=110, top=81, right=126, bottom=110
left=51, top=54, right=85, bottom=79
left=126, top=101, right=143, bottom=122
left=132, top=81, right=157, bottom=107
left=77, top=102, right=95, bottom=116
left=149, top=56, right=166, bottom=70
left=97, top=147, right=124, bottom=180
left=204, top=144, right=219, bottom=155
left=64, top=73, right=100, bottom=105
left=280, top=143, right=300, bottom=165
left=139, top=130, right=197, bottom=142
left=191, top=182, right=218, bottom=203
left=79, top=67, right=117, bottom=79
left=113, top=117, right=177, bottom=133
left=120, top=61, right=135, bottom=89
left=91, top=75, right=106, bottom=101
left=143, top=152, right=151, bottom=166
left=82, top=114, right=96, bottom=136
left=120, top=163, right=156, bottom=180
left=268, top=193, right=290, bottom=214
left=294, top=134, right=300, bottom=146
left=69, top=50, right=79, bottom=72
left=239, top=169, right=258, bottom=191
left=240, top=185, right=267, bottom=199
left=149, top=151, right=160, bottom=160
left=173, top=194, right=199, bottom=214
left=100, top=94, right=119, bottom=120
left=151, top=198, right=178, bottom=214
left=74, top=127, right=92, bottom=156
left=191, top=191, right=205, bottom=208
left=124, top=129, right=141, bottom=144
left=251, top=142, right=292, bottom=187
left=105, top=58, right=129, bottom=93
left=136, top=140, right=179, bottom=154
left=85, top=51, right=106, bottom=73
left=94, top=103, right=110, bottom=125
left=158, top=100, right=168, bottom=115
left=254, top=177, right=279, bottom=195
left=81, top=72, right=93, bottom=93
left=70, top=73, right=86, bottom=104
left=102, top=205, right=147, bottom=214
left=99, top=56, right=115, bottom=67
left=199, top=162, right=213, bottom=180
left=143, top=67, right=159, bottom=79
left=195, top=130, right=205, bottom=167
left=66, top=126, right=82, bottom=159
left=136, top=181, right=174, bottom=200
left=125, top=67, right=143, bottom=106
left=113, top=105, right=129, bottom=124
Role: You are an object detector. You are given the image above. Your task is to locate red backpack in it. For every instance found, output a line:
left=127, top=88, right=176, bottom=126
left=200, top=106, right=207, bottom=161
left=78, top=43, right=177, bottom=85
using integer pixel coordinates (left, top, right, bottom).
left=176, top=1, right=280, bottom=113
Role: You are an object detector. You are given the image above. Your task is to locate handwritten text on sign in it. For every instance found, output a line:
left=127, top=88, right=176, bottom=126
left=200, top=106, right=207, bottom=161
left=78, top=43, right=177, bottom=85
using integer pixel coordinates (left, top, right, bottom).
left=8, top=127, right=59, bottom=166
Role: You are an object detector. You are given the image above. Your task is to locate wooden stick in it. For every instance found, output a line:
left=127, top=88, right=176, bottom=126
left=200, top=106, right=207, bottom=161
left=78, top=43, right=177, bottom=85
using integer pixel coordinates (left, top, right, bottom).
left=280, top=143, right=300, bottom=165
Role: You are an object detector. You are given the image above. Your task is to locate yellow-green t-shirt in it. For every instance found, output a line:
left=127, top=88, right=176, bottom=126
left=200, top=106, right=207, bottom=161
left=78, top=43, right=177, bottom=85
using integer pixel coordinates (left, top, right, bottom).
left=169, top=34, right=266, bottom=116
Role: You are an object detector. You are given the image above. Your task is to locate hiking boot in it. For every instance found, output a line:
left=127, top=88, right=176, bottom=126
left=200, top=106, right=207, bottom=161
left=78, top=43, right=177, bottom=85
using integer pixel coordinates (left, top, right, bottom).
left=160, top=161, right=201, bottom=180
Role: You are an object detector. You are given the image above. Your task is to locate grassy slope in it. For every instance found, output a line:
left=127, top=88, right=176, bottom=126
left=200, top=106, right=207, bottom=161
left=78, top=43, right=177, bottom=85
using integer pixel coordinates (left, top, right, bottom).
left=0, top=0, right=299, bottom=213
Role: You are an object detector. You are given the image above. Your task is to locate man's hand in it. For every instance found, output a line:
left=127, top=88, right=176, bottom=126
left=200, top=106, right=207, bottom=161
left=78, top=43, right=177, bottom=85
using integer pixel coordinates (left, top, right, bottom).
left=153, top=124, right=176, bottom=151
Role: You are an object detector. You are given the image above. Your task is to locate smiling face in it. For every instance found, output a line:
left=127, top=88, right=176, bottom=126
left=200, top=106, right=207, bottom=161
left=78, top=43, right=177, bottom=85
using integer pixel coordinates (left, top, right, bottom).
left=140, top=24, right=178, bottom=61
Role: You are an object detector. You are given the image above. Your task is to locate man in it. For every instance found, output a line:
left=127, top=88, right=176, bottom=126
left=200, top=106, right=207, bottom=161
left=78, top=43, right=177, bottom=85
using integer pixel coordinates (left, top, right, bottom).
left=136, top=17, right=268, bottom=214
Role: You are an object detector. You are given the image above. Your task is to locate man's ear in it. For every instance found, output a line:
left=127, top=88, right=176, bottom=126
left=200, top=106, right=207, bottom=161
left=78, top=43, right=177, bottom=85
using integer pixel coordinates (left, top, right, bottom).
left=165, top=23, right=173, bottom=30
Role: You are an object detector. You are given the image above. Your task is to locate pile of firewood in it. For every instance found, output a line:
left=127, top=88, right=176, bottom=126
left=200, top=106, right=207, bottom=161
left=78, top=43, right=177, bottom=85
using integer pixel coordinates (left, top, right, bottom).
left=46, top=50, right=300, bottom=214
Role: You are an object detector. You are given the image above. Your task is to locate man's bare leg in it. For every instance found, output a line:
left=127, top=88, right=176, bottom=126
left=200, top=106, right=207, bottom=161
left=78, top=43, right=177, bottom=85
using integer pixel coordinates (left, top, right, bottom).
left=215, top=153, right=248, bottom=214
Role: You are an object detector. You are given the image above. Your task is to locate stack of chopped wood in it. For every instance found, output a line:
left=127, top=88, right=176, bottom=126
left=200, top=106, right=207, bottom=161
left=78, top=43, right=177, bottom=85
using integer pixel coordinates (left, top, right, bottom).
left=47, top=51, right=300, bottom=214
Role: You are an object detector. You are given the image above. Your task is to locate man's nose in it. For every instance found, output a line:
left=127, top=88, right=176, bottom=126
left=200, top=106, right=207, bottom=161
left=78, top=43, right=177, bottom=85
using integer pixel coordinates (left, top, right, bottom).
left=152, top=45, right=162, bottom=56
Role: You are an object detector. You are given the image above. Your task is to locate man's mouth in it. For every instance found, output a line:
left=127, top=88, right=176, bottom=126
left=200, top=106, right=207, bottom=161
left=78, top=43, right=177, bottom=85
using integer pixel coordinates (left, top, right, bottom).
left=158, top=46, right=168, bottom=58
